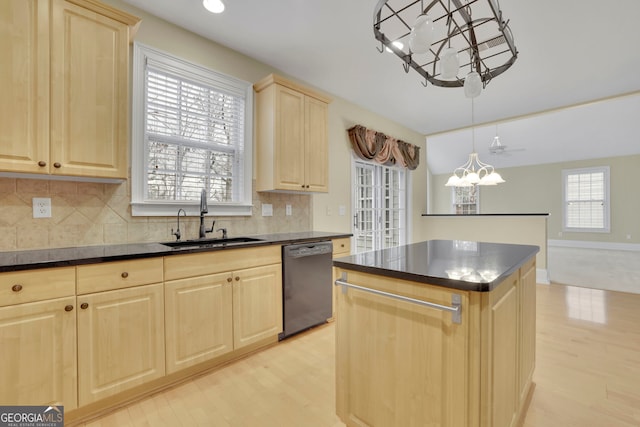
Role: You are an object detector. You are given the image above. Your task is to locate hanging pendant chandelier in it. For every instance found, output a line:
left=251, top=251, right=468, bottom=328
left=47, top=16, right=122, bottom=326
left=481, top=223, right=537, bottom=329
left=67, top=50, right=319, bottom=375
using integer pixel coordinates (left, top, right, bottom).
left=373, top=0, right=518, bottom=96
left=444, top=98, right=505, bottom=187
left=444, top=152, right=505, bottom=186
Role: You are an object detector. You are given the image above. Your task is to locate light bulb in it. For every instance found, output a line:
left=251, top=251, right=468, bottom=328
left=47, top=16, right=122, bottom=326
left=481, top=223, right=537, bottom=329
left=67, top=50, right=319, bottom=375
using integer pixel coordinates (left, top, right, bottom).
left=409, top=14, right=435, bottom=54
left=464, top=71, right=482, bottom=98
left=440, top=47, right=459, bottom=79
left=203, top=0, right=225, bottom=13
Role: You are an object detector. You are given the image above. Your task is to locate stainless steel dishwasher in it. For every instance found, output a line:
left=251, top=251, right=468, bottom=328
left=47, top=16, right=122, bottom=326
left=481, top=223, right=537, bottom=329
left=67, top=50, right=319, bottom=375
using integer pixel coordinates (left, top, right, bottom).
left=280, top=241, right=333, bottom=339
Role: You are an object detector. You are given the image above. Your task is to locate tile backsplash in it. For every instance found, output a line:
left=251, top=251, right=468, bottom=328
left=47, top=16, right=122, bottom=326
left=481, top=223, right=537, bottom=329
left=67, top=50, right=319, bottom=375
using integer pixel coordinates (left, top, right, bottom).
left=0, top=177, right=311, bottom=252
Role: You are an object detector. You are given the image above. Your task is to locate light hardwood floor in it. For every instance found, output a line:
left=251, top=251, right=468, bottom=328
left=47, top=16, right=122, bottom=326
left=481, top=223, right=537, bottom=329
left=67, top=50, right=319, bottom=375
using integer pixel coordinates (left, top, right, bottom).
left=80, top=284, right=640, bottom=427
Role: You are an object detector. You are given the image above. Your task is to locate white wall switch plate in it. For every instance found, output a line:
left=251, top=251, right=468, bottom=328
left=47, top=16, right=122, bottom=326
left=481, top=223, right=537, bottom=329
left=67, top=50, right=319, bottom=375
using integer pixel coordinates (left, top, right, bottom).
left=33, top=197, right=52, bottom=218
left=262, top=203, right=273, bottom=216
left=339, top=205, right=346, bottom=216
left=285, top=204, right=292, bottom=216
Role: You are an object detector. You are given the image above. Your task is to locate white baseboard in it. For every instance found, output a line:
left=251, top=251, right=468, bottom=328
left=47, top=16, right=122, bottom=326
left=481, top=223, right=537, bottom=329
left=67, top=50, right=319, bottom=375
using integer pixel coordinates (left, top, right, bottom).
left=548, top=239, right=640, bottom=252
left=536, top=268, right=550, bottom=285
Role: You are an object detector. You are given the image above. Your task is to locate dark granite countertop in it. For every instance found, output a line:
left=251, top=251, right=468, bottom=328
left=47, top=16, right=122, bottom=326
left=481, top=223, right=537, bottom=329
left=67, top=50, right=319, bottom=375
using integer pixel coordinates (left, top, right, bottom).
left=0, top=231, right=351, bottom=273
left=421, top=213, right=549, bottom=216
left=333, top=239, right=539, bottom=292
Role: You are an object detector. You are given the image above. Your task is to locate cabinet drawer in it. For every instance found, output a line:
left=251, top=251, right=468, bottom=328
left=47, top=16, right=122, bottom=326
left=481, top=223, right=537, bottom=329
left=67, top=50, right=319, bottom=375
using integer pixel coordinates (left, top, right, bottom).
left=333, top=238, right=351, bottom=257
left=164, top=245, right=281, bottom=281
left=77, top=258, right=164, bottom=294
left=0, top=267, right=75, bottom=307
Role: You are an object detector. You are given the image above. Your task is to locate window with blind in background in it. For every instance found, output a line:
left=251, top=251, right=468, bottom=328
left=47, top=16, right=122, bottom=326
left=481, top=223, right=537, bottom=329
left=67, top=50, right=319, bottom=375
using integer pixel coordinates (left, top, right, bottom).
left=131, top=43, right=252, bottom=216
left=562, top=166, right=610, bottom=232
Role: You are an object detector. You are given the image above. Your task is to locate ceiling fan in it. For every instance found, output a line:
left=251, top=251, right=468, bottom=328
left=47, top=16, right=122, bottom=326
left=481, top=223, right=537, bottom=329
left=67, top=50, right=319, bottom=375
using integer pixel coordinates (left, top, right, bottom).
left=488, top=130, right=525, bottom=156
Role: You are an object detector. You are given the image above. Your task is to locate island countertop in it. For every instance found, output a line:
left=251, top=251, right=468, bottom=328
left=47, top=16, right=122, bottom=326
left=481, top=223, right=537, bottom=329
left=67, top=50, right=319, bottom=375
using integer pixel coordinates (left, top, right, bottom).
left=333, top=239, right=539, bottom=292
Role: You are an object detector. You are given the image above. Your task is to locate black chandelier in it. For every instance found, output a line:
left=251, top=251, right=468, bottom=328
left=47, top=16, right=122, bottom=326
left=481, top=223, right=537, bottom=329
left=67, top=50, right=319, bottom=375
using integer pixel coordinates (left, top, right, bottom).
left=373, top=0, right=518, bottom=97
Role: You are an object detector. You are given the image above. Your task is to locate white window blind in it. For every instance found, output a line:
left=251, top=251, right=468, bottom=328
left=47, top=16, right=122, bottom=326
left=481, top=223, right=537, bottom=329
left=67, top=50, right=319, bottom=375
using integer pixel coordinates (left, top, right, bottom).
left=145, top=66, right=244, bottom=202
left=131, top=43, right=253, bottom=216
left=563, top=167, right=610, bottom=232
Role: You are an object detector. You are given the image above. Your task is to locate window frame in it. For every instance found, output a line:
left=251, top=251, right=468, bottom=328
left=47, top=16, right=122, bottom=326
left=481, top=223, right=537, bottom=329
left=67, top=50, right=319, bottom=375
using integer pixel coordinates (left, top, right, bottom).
left=562, top=166, right=610, bottom=233
left=131, top=42, right=253, bottom=216
left=451, top=185, right=479, bottom=214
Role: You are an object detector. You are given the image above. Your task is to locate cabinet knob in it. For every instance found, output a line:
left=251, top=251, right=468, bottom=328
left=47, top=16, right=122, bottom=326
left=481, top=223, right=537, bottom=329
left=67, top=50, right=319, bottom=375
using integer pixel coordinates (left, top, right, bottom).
left=227, top=277, right=232, bottom=283
left=64, top=305, right=74, bottom=312
left=121, top=272, right=129, bottom=278
left=11, top=284, right=23, bottom=292
left=306, top=185, right=310, bottom=188
left=301, top=185, right=305, bottom=189
left=53, top=162, right=61, bottom=168
left=38, top=161, right=47, bottom=167
left=80, top=302, right=89, bottom=309
left=235, top=276, right=240, bottom=281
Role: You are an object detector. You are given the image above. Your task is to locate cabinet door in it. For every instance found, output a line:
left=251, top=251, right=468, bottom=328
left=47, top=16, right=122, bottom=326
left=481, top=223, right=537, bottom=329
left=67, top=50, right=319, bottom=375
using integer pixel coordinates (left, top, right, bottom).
left=233, top=264, right=282, bottom=349
left=518, top=259, right=536, bottom=403
left=488, top=275, right=519, bottom=427
left=50, top=0, right=129, bottom=178
left=274, top=85, right=306, bottom=190
left=304, top=96, right=329, bottom=192
left=336, top=271, right=469, bottom=427
left=0, top=0, right=49, bottom=174
left=0, top=297, right=77, bottom=409
left=77, top=284, right=165, bottom=406
left=165, top=273, right=233, bottom=374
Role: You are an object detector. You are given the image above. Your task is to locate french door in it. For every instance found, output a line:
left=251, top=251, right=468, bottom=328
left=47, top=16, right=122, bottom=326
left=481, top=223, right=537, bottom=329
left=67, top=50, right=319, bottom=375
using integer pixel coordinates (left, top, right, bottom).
left=352, top=161, right=407, bottom=253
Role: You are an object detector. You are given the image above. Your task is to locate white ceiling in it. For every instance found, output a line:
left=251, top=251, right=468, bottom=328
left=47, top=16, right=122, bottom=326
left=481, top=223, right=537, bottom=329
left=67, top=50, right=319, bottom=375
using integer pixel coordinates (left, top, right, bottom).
left=123, top=0, right=640, bottom=173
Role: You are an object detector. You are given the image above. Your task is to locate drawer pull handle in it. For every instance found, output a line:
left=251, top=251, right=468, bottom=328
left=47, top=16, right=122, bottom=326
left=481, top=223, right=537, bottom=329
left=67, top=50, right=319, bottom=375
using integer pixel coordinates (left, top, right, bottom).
left=80, top=303, right=89, bottom=309
left=12, top=284, right=23, bottom=292
left=335, top=273, right=462, bottom=324
left=53, top=162, right=61, bottom=168
left=121, top=272, right=129, bottom=278
left=227, top=277, right=232, bottom=283
left=64, top=305, right=74, bottom=312
left=235, top=276, right=240, bottom=281
left=38, top=161, right=47, bottom=167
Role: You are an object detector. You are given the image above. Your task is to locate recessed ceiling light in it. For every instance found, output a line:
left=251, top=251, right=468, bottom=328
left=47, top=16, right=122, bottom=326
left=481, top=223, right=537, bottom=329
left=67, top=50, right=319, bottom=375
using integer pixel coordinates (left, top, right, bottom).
left=203, top=0, right=225, bottom=14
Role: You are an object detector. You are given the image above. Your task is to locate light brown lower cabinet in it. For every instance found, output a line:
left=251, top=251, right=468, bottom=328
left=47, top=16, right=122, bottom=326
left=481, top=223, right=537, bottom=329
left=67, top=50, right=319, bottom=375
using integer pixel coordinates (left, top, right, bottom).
left=77, top=283, right=165, bottom=406
left=335, top=256, right=536, bottom=427
left=232, top=264, right=282, bottom=349
left=165, top=273, right=234, bottom=374
left=0, top=244, right=285, bottom=422
left=0, top=296, right=78, bottom=409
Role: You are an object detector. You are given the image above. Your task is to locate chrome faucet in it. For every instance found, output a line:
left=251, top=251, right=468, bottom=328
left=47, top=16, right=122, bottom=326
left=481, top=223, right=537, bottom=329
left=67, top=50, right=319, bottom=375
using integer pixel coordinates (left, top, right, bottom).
left=199, top=189, right=215, bottom=238
left=171, top=209, right=187, bottom=241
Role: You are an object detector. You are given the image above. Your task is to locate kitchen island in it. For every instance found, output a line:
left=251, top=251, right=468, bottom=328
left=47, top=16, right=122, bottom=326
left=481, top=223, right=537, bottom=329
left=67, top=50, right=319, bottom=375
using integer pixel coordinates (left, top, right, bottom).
left=333, top=240, right=539, bottom=427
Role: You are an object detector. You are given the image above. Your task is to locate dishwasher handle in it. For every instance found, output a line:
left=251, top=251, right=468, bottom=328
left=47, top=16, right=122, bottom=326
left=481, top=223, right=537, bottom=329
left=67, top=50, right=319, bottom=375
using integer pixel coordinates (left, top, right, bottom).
left=283, top=241, right=333, bottom=258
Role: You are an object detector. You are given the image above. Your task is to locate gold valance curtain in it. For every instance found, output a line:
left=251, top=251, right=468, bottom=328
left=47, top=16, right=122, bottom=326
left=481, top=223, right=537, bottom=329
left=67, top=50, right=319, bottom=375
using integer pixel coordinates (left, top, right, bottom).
left=347, top=125, right=420, bottom=170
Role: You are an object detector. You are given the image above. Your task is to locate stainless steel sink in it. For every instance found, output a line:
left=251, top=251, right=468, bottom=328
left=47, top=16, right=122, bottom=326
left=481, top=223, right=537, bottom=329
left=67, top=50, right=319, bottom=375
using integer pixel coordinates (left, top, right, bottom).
left=161, top=237, right=264, bottom=249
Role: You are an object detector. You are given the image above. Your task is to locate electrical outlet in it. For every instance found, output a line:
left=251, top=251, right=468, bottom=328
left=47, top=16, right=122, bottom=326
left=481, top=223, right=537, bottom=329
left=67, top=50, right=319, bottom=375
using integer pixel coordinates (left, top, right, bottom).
left=33, top=197, right=52, bottom=218
left=285, top=204, right=292, bottom=216
left=261, top=203, right=273, bottom=217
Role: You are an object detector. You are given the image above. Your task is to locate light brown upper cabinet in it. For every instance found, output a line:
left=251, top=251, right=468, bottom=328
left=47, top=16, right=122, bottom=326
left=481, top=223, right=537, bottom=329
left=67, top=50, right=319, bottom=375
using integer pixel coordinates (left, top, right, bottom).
left=0, top=0, right=140, bottom=179
left=254, top=74, right=332, bottom=192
